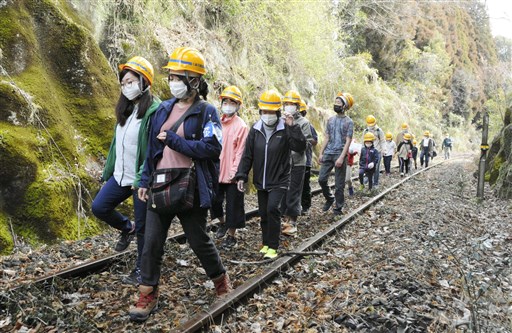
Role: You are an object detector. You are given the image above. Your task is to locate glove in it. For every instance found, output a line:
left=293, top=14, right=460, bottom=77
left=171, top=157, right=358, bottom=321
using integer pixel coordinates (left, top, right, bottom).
left=368, top=162, right=374, bottom=169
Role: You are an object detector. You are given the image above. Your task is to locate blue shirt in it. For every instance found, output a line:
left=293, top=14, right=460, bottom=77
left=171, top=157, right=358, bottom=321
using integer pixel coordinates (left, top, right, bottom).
left=324, top=115, right=354, bottom=155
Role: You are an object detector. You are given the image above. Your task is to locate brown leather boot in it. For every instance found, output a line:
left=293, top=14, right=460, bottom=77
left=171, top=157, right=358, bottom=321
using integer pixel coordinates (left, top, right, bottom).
left=212, top=273, right=232, bottom=297
left=129, top=285, right=159, bottom=322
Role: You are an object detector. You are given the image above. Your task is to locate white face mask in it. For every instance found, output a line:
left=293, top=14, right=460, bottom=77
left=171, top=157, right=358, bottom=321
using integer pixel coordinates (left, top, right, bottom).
left=284, top=105, right=297, bottom=115
left=122, top=84, right=142, bottom=101
left=365, top=143, right=372, bottom=148
left=261, top=114, right=278, bottom=126
left=169, top=80, right=188, bottom=99
left=221, top=104, right=237, bottom=115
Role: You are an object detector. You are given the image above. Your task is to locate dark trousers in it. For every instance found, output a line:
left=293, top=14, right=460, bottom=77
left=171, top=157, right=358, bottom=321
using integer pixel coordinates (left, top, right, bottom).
left=420, top=148, right=430, bottom=167
left=383, top=155, right=392, bottom=174
left=257, top=188, right=286, bottom=250
left=301, top=166, right=312, bottom=211
left=92, top=176, right=146, bottom=268
left=318, top=154, right=347, bottom=212
left=359, top=168, right=375, bottom=189
left=400, top=157, right=410, bottom=174
left=211, top=183, right=246, bottom=229
left=140, top=193, right=225, bottom=286
left=281, top=165, right=306, bottom=217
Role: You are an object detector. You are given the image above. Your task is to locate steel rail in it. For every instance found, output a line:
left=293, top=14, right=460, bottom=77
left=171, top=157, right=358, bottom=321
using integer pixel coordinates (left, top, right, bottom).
left=175, top=161, right=444, bottom=332
left=8, top=164, right=400, bottom=290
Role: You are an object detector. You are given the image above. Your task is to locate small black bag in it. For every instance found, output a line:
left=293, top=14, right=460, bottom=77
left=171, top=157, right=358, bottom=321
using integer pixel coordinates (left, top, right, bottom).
left=148, top=165, right=195, bottom=215
left=146, top=100, right=206, bottom=215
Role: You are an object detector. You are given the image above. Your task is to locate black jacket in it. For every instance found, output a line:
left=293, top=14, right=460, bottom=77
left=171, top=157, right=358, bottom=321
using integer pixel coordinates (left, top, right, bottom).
left=236, top=118, right=306, bottom=190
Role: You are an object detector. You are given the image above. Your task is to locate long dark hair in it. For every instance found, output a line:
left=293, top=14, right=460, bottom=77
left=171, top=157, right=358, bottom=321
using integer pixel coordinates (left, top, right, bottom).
left=115, top=69, right=153, bottom=126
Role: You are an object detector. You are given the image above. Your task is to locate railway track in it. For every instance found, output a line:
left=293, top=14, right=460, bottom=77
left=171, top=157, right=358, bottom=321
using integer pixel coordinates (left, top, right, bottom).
left=5, top=164, right=380, bottom=291
left=173, top=161, right=444, bottom=332
left=2, top=161, right=442, bottom=332
left=5, top=182, right=329, bottom=291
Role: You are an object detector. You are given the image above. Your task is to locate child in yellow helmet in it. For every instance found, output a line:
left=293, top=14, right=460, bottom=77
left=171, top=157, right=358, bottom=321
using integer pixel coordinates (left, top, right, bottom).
left=381, top=132, right=396, bottom=175
left=358, top=133, right=380, bottom=191
left=397, top=133, right=414, bottom=176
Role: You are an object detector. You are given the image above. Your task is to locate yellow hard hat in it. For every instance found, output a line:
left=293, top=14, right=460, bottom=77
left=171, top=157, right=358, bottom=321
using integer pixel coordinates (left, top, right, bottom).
left=163, top=47, right=206, bottom=76
left=219, top=85, right=243, bottom=104
left=363, top=132, right=376, bottom=142
left=336, top=92, right=354, bottom=109
left=258, top=90, right=282, bottom=112
left=404, top=133, right=412, bottom=140
left=283, top=90, right=301, bottom=105
left=401, top=123, right=408, bottom=130
left=424, top=130, right=430, bottom=137
left=366, top=115, right=376, bottom=126
left=385, top=132, right=393, bottom=140
left=119, top=56, right=154, bottom=85
left=413, top=139, right=417, bottom=145
left=299, top=100, right=307, bottom=112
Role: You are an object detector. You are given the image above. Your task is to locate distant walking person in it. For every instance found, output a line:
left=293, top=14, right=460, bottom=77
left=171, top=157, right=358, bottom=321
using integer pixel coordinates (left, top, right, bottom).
left=411, top=139, right=418, bottom=170
left=362, top=115, right=385, bottom=188
left=442, top=133, right=453, bottom=159
left=395, top=123, right=410, bottom=170
left=318, top=92, right=354, bottom=216
left=211, top=86, right=248, bottom=249
left=397, top=133, right=413, bottom=176
left=381, top=132, right=396, bottom=175
left=236, top=90, right=306, bottom=259
left=420, top=130, right=435, bottom=167
left=91, top=56, right=161, bottom=286
left=358, top=133, right=380, bottom=192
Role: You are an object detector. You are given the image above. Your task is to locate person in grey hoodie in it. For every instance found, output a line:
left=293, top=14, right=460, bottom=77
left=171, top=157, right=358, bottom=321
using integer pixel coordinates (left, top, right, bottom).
left=280, top=90, right=313, bottom=235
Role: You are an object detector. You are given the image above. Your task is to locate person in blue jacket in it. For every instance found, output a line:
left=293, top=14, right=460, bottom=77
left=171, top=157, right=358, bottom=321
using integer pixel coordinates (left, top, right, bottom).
left=236, top=89, right=306, bottom=260
left=129, top=47, right=230, bottom=322
left=91, top=56, right=160, bottom=286
left=358, top=132, right=380, bottom=192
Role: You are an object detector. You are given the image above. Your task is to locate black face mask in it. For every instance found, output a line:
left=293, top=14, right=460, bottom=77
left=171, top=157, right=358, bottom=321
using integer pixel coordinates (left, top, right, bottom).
left=333, top=105, right=345, bottom=113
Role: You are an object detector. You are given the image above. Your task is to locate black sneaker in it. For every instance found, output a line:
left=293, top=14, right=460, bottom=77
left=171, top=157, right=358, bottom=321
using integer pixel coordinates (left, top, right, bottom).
left=215, top=224, right=228, bottom=239
left=322, top=199, right=334, bottom=212
left=221, top=235, right=237, bottom=249
left=333, top=209, right=344, bottom=216
left=115, top=221, right=135, bottom=252
left=122, top=268, right=141, bottom=286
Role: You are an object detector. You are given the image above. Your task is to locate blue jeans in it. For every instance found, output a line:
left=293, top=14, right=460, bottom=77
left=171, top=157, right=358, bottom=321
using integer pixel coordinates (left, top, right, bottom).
left=318, top=154, right=347, bottom=212
left=91, top=176, right=147, bottom=268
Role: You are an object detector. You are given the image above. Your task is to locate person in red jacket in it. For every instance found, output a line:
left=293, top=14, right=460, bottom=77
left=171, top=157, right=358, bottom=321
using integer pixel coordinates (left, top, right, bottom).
left=211, top=86, right=249, bottom=248
left=346, top=139, right=361, bottom=196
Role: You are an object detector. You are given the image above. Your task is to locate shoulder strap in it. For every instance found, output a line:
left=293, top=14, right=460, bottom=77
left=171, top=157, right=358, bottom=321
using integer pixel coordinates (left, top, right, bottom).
left=195, top=101, right=207, bottom=139
left=169, top=99, right=202, bottom=133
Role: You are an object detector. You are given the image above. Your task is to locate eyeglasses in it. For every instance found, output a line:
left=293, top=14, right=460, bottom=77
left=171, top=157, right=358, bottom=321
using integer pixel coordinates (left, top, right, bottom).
left=120, top=80, right=139, bottom=88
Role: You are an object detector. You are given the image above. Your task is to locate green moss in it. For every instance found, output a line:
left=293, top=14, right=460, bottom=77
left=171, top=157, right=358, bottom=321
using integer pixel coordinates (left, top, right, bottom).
left=0, top=125, right=39, bottom=214
left=0, top=213, right=14, bottom=254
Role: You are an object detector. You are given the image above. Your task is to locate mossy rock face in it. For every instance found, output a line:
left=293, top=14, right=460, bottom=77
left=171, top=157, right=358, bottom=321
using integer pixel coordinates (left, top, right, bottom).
left=0, top=126, right=38, bottom=215
left=0, top=212, right=14, bottom=254
left=494, top=124, right=512, bottom=199
left=0, top=81, right=34, bottom=124
left=0, top=0, right=117, bottom=248
left=0, top=1, right=34, bottom=75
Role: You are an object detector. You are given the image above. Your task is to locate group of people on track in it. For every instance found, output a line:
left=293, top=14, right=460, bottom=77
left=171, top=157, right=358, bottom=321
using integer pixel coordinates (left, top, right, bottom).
left=89, top=48, right=454, bottom=322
